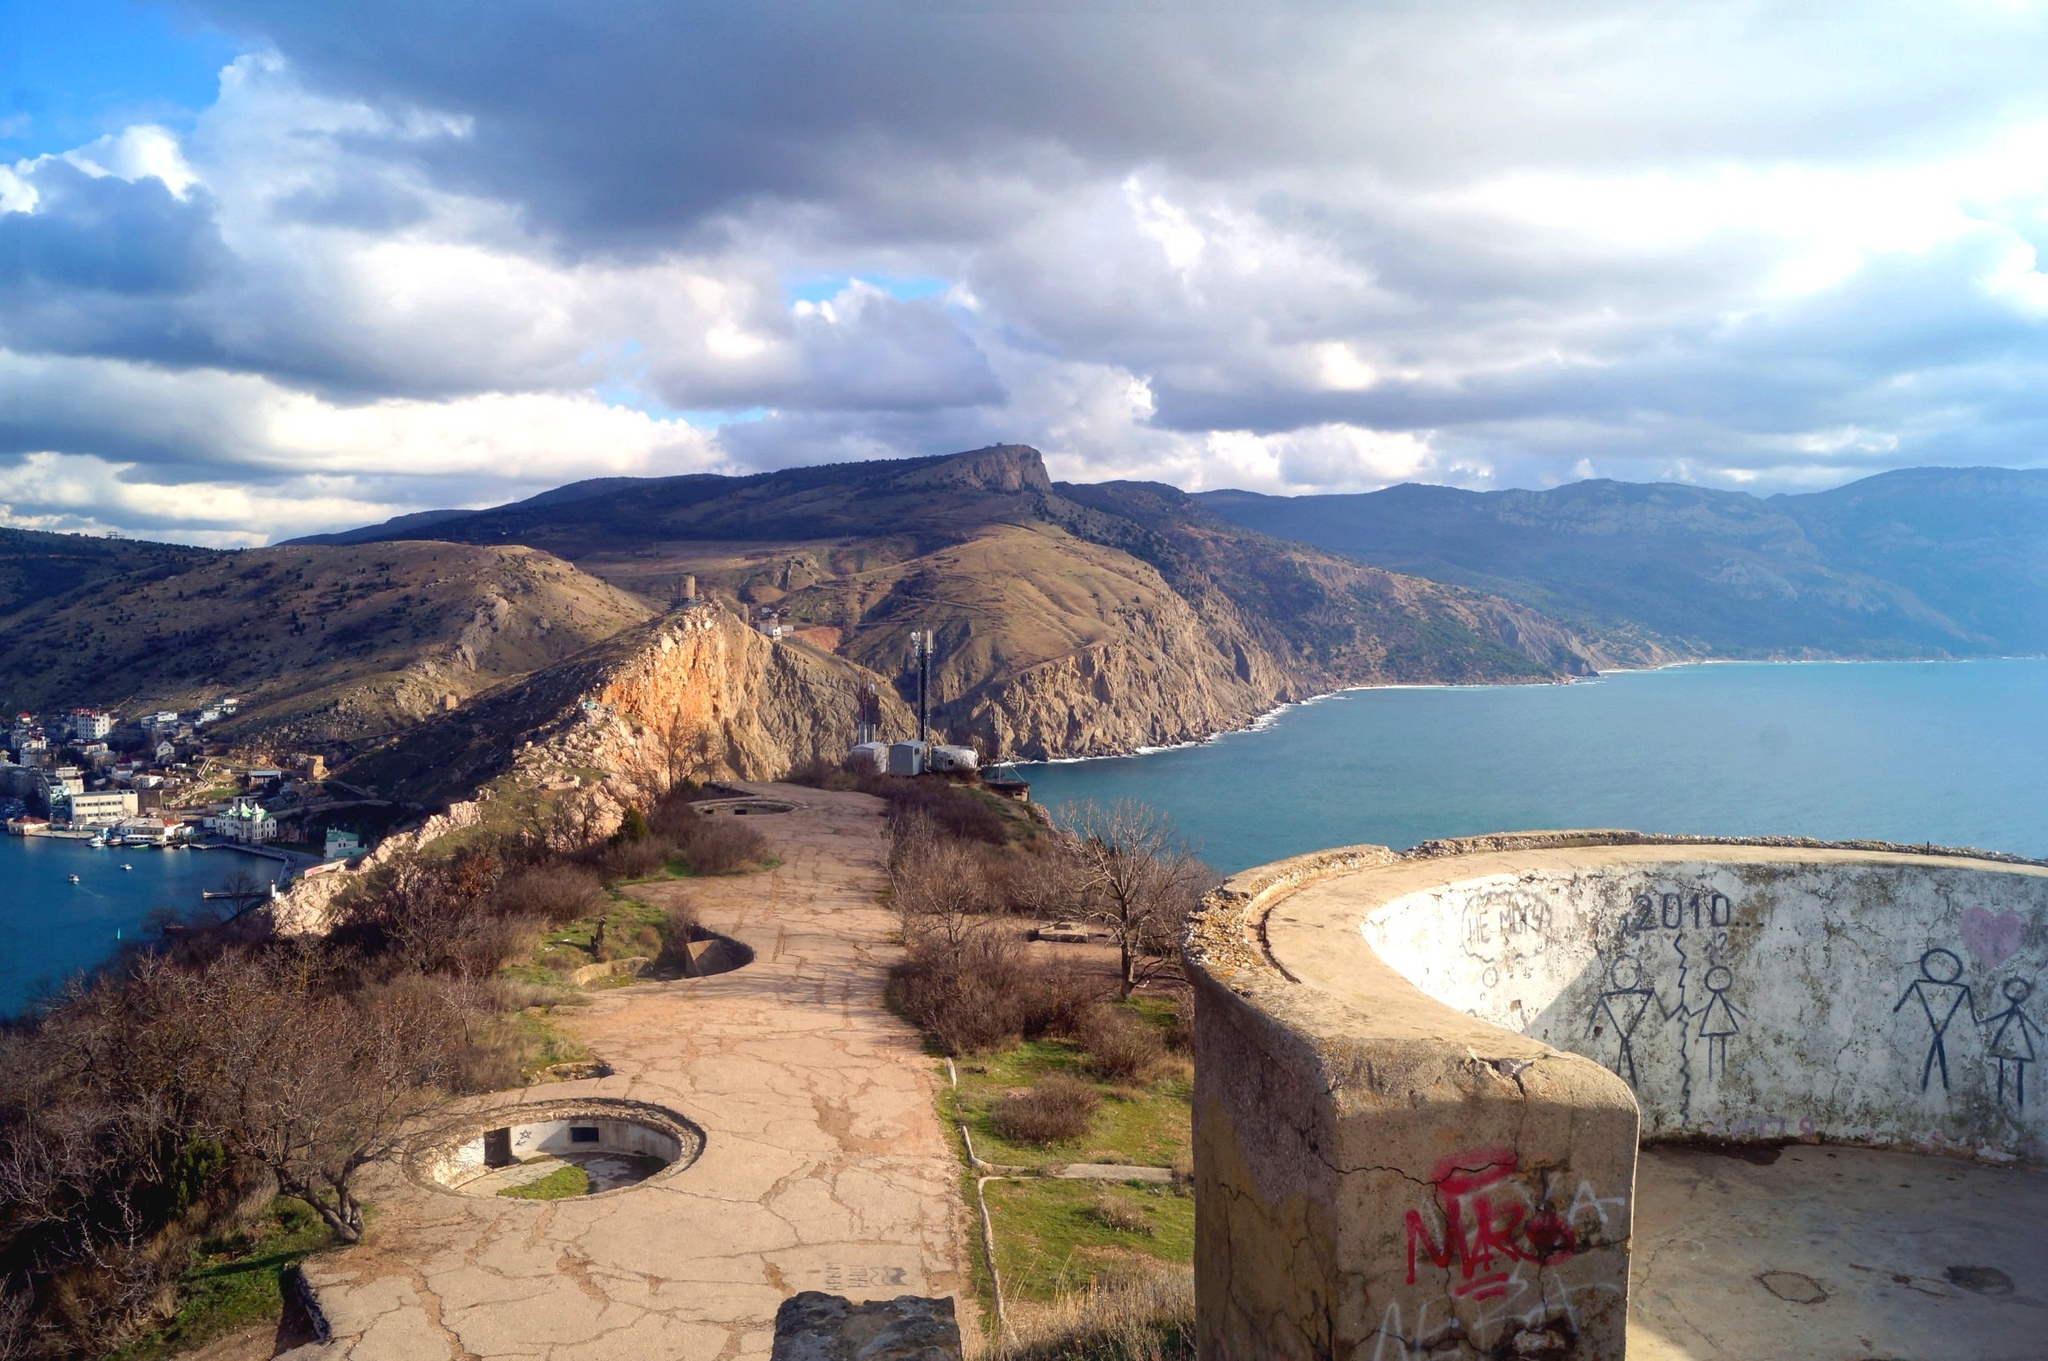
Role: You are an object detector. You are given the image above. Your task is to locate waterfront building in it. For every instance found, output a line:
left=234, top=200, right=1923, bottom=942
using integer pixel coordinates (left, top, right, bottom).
left=212, top=797, right=276, bottom=844
left=64, top=790, right=140, bottom=825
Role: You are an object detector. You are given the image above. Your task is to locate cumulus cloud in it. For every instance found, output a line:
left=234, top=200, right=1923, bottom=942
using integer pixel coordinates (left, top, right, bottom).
left=1, top=0, right=2045, bottom=540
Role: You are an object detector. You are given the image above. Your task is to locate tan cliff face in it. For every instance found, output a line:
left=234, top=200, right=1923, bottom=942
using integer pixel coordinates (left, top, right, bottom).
left=342, top=605, right=909, bottom=812
left=576, top=608, right=912, bottom=797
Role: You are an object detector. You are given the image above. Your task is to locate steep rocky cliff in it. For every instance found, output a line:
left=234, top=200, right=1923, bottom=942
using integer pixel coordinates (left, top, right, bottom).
left=339, top=604, right=909, bottom=811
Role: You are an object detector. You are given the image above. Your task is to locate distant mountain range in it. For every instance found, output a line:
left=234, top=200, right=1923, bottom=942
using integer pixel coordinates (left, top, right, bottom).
left=12, top=453, right=2041, bottom=791
left=1197, top=467, right=2048, bottom=659
left=292, top=446, right=1615, bottom=759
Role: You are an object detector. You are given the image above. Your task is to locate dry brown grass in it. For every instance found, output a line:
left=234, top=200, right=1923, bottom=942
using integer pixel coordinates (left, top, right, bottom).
left=993, top=1265, right=1194, bottom=1360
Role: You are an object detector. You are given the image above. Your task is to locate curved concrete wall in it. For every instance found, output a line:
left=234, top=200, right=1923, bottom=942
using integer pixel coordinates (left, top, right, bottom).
left=420, top=1099, right=704, bottom=1192
left=1360, top=844, right=2048, bottom=1161
left=1182, top=832, right=2048, bottom=1361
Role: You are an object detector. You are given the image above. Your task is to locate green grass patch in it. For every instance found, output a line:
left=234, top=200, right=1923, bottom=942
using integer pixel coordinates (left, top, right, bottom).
left=940, top=1032, right=1191, bottom=1171
left=498, top=1002, right=596, bottom=1077
left=497, top=1164, right=591, bottom=1200
left=612, top=851, right=782, bottom=885
left=933, top=1000, right=1196, bottom=1338
left=983, top=1179, right=1193, bottom=1303
left=500, top=891, right=672, bottom=987
left=107, top=1200, right=334, bottom=1360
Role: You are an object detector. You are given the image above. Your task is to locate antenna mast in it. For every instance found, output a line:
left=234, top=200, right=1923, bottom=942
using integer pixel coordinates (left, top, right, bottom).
left=913, top=630, right=933, bottom=746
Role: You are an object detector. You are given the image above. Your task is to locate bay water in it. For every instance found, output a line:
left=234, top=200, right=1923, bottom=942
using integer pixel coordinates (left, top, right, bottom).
left=1018, top=659, right=2048, bottom=874
left=0, top=837, right=246, bottom=1013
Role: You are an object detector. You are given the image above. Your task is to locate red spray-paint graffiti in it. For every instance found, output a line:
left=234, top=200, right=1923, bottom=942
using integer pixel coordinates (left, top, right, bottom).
left=1403, top=1147, right=1579, bottom=1301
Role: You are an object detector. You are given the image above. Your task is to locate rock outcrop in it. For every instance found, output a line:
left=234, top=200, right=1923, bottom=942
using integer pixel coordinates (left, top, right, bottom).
left=339, top=605, right=909, bottom=813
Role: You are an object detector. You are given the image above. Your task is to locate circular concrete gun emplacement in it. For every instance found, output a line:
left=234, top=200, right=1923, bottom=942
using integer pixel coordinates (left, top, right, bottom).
left=1183, top=832, right=2048, bottom=1361
left=415, top=1098, right=704, bottom=1201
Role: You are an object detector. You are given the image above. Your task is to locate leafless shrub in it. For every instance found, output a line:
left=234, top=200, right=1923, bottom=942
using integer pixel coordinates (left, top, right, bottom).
left=591, top=835, right=677, bottom=882
left=889, top=930, right=1027, bottom=1054
left=1058, top=801, right=1214, bottom=998
left=203, top=959, right=469, bottom=1244
left=328, top=848, right=510, bottom=980
left=645, top=793, right=702, bottom=842
left=653, top=902, right=702, bottom=975
left=492, top=864, right=606, bottom=926
left=682, top=817, right=766, bottom=875
left=1167, top=993, right=1194, bottom=1055
left=989, top=1073, right=1100, bottom=1146
left=890, top=813, right=1003, bottom=944
left=1077, top=1005, right=1167, bottom=1083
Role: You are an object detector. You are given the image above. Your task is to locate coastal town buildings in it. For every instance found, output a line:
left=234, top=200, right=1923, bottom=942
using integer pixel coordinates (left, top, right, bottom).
left=63, top=790, right=139, bottom=825
left=210, top=797, right=276, bottom=844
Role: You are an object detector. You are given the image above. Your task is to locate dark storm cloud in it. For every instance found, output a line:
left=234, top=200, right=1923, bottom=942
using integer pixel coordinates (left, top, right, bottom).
left=179, top=1, right=2048, bottom=250
left=0, top=160, right=225, bottom=295
left=5, top=0, right=2048, bottom=543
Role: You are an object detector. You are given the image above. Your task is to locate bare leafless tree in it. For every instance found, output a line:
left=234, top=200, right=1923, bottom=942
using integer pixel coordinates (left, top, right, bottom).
left=1059, top=800, right=1213, bottom=997
left=887, top=811, right=1006, bottom=951
left=203, top=958, right=466, bottom=1244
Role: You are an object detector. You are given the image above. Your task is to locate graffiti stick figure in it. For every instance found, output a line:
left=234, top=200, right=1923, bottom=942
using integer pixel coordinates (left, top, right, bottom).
left=1694, top=966, right=1743, bottom=1080
left=1590, top=958, right=1656, bottom=1087
left=1894, top=948, right=1976, bottom=1093
left=1980, top=978, right=2042, bottom=1109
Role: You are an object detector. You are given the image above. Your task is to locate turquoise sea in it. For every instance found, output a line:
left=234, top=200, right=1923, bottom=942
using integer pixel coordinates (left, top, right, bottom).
left=0, top=837, right=246, bottom=1013
left=1018, top=659, right=2048, bottom=875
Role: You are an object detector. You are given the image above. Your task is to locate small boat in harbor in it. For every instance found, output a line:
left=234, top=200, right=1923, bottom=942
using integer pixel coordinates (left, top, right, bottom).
left=121, top=863, right=134, bottom=871
left=66, top=874, right=80, bottom=883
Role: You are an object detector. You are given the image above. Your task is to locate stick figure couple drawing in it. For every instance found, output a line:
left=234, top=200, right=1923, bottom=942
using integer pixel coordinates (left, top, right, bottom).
left=1590, top=956, right=1744, bottom=1086
left=1895, top=948, right=2042, bottom=1108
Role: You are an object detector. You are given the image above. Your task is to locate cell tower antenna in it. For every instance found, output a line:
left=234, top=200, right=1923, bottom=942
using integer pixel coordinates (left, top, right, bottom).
left=912, top=630, right=933, bottom=747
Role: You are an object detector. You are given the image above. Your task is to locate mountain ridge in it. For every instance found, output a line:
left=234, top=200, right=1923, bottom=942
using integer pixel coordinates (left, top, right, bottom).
left=295, top=444, right=1618, bottom=759
left=1196, top=467, right=2048, bottom=659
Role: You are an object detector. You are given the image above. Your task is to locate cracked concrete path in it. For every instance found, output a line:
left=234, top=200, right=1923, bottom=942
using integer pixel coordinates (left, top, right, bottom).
left=284, top=784, right=972, bottom=1361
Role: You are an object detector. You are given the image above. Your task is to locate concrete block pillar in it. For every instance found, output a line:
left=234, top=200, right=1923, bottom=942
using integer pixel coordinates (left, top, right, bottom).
left=1184, top=847, right=1640, bottom=1361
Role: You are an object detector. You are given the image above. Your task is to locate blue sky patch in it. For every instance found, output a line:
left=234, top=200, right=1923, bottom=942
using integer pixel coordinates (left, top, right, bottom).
left=0, top=0, right=240, bottom=159
left=785, top=273, right=951, bottom=306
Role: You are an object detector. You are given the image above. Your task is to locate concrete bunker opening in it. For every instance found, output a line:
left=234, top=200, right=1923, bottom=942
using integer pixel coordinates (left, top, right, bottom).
left=416, top=1098, right=705, bottom=1200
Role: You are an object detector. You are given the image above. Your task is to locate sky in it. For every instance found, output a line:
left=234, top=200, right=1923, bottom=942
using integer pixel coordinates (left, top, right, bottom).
left=4, top=1, right=2048, bottom=546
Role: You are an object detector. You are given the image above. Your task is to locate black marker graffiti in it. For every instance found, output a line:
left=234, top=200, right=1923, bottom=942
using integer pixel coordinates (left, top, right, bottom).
left=1627, top=891, right=1732, bottom=934
left=1590, top=958, right=1657, bottom=1087
left=1981, top=978, right=2042, bottom=1109
left=1895, top=948, right=1976, bottom=1093
left=1694, top=966, right=1744, bottom=1080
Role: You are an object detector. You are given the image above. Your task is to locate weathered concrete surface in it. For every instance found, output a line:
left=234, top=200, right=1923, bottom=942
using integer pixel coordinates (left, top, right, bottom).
left=1353, top=841, right=2048, bottom=1159
left=1631, top=1142, right=2048, bottom=1360
left=1184, top=831, right=2048, bottom=1361
left=1185, top=844, right=1639, bottom=1361
left=284, top=784, right=971, bottom=1361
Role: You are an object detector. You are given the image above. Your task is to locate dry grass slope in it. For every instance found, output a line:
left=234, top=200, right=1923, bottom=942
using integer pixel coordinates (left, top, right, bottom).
left=0, top=541, right=654, bottom=749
